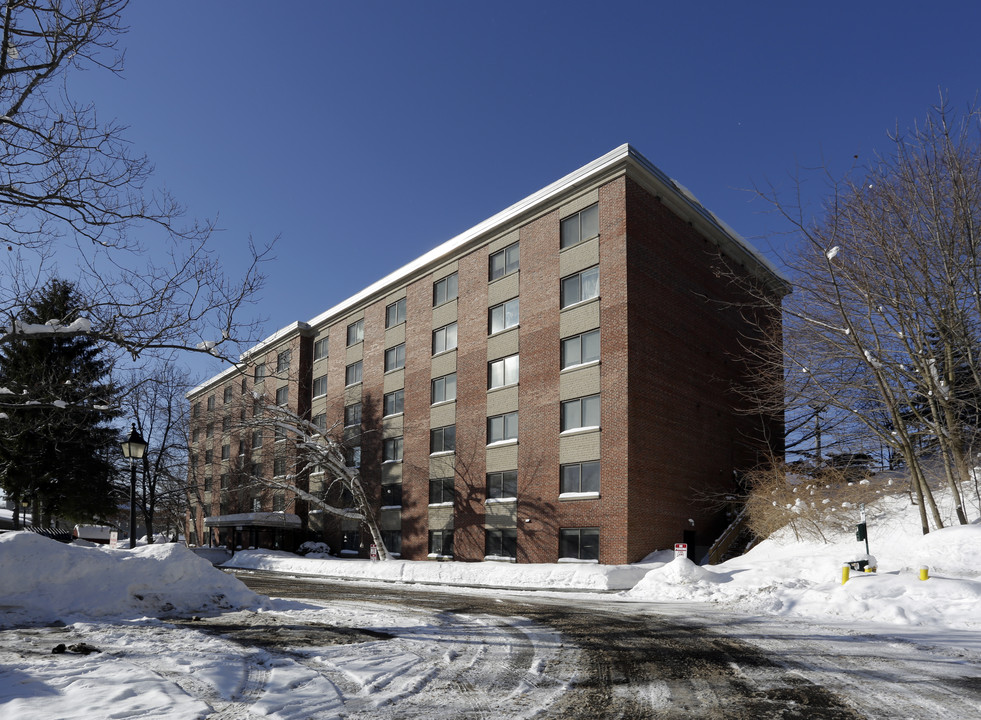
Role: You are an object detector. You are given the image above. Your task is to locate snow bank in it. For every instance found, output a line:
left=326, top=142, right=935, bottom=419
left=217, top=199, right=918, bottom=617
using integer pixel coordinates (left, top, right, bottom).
left=628, top=492, right=981, bottom=629
left=225, top=550, right=651, bottom=591
left=0, top=533, right=262, bottom=626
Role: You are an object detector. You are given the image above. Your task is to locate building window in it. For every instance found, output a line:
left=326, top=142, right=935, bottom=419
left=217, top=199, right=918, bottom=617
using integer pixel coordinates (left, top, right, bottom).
left=219, top=473, right=228, bottom=489
left=272, top=491, right=285, bottom=512
left=430, top=425, right=456, bottom=454
left=204, top=449, right=213, bottom=464
left=342, top=529, right=361, bottom=553
left=487, top=411, right=518, bottom=445
left=344, top=402, right=362, bottom=427
left=314, top=337, right=329, bottom=361
left=312, top=412, right=326, bottom=431
left=486, top=470, right=517, bottom=499
left=489, top=297, right=519, bottom=334
left=429, top=476, right=454, bottom=505
left=346, top=318, right=364, bottom=346
left=251, top=496, right=262, bottom=513
left=274, top=457, right=287, bottom=477
left=192, top=403, right=201, bottom=418
left=254, top=363, right=266, bottom=383
left=221, top=444, right=230, bottom=460
left=560, top=528, right=600, bottom=561
left=222, top=416, right=231, bottom=432
left=486, top=529, right=517, bottom=559
left=252, top=429, right=263, bottom=448
left=203, top=475, right=212, bottom=492
left=250, top=462, right=263, bottom=477
left=488, top=354, right=519, bottom=389
left=383, top=436, right=404, bottom=463
left=560, top=203, right=599, bottom=249
left=275, top=386, right=289, bottom=406
left=192, top=428, right=199, bottom=443
left=432, top=322, right=458, bottom=355
left=277, top=350, right=291, bottom=373
left=383, top=529, right=402, bottom=555
left=275, top=423, right=286, bottom=442
left=241, top=378, right=248, bottom=394
left=384, top=389, right=404, bottom=417
left=345, top=360, right=363, bottom=386
left=385, top=297, right=406, bottom=328
left=561, top=266, right=599, bottom=308
left=207, top=395, right=215, bottom=411
left=561, top=461, right=600, bottom=494
left=384, top=343, right=406, bottom=372
left=431, top=373, right=457, bottom=404
left=312, top=375, right=328, bottom=398
left=561, top=394, right=601, bottom=432
left=381, top=483, right=402, bottom=507
left=223, top=386, right=234, bottom=404
left=561, top=329, right=600, bottom=369
left=489, top=242, right=519, bottom=281
left=346, top=446, right=361, bottom=468
left=206, top=423, right=214, bottom=438
left=429, top=529, right=453, bottom=557
left=433, top=272, right=458, bottom=306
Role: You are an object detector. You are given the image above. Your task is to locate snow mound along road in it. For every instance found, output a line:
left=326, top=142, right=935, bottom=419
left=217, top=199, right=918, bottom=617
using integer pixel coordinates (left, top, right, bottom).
left=0, top=532, right=263, bottom=626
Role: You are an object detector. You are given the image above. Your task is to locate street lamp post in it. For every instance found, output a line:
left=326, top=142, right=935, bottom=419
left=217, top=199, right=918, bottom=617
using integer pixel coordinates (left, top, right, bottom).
left=120, top=424, right=148, bottom=549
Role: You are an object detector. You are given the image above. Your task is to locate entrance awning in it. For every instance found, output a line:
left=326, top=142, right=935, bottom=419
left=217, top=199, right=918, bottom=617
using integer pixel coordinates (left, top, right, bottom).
left=203, top=512, right=302, bottom=529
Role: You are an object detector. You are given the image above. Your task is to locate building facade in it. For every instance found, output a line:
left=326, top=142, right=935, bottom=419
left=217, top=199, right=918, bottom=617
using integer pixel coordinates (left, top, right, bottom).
left=186, top=145, right=786, bottom=564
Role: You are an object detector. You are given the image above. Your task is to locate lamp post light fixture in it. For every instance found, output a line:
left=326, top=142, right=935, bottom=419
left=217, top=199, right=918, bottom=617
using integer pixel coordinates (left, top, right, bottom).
left=120, top=423, right=148, bottom=549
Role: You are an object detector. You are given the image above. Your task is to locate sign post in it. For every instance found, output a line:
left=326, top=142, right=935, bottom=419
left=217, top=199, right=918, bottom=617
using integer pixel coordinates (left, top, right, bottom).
left=674, top=543, right=688, bottom=559
left=370, top=543, right=378, bottom=561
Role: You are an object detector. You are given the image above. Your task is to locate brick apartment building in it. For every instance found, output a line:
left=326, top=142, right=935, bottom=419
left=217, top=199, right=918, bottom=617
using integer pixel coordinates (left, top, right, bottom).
left=185, top=144, right=787, bottom=565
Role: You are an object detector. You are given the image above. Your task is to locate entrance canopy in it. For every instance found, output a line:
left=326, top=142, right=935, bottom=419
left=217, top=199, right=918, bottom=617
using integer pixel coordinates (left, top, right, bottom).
left=204, top=512, right=302, bottom=529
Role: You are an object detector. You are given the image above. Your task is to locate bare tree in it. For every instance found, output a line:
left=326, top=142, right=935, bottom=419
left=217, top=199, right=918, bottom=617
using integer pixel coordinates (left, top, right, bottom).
left=234, top=398, right=392, bottom=560
left=120, top=363, right=192, bottom=542
left=747, top=97, right=981, bottom=533
left=0, top=0, right=270, bottom=370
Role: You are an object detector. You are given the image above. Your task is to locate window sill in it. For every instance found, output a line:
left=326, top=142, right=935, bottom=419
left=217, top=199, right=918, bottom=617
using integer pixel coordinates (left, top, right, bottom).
left=430, top=450, right=454, bottom=458
left=344, top=382, right=362, bottom=389
left=487, top=382, right=518, bottom=393
left=484, top=555, right=517, bottom=563
left=382, top=459, right=403, bottom=465
left=561, top=359, right=601, bottom=374
left=427, top=553, right=454, bottom=560
left=428, top=501, right=453, bottom=508
left=432, top=348, right=458, bottom=359
left=559, top=426, right=601, bottom=437
left=486, top=439, right=518, bottom=449
left=560, top=295, right=600, bottom=313
left=485, top=497, right=516, bottom=505
left=559, top=233, right=600, bottom=252
left=384, top=367, right=405, bottom=375
left=380, top=504, right=402, bottom=511
left=383, top=411, right=404, bottom=420
left=557, top=557, right=599, bottom=564
left=559, top=491, right=600, bottom=501
left=488, top=324, right=519, bottom=338
left=312, top=393, right=327, bottom=400
left=431, top=399, right=455, bottom=409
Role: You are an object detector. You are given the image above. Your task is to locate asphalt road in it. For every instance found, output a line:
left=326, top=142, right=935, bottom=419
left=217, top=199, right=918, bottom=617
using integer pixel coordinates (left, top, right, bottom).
left=230, top=570, right=865, bottom=719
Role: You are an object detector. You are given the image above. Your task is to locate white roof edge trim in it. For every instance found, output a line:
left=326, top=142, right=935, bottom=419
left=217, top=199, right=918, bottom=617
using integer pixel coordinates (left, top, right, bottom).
left=305, top=143, right=634, bottom=330
left=190, top=144, right=786, bottom=397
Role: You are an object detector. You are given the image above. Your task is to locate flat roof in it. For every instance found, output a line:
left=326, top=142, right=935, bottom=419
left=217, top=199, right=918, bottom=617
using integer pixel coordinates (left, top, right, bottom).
left=190, top=144, right=786, bottom=397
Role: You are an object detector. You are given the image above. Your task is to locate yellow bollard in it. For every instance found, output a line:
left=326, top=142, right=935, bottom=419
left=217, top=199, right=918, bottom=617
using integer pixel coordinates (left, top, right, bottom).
left=919, top=566, right=929, bottom=581
left=842, top=564, right=850, bottom=585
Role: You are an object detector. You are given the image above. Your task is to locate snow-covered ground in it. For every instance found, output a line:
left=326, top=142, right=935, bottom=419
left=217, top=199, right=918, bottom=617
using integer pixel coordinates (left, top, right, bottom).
left=1, top=488, right=979, bottom=719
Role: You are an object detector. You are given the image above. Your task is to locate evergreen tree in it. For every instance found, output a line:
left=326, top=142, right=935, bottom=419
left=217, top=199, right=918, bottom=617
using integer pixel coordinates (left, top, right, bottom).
left=0, top=280, right=121, bottom=524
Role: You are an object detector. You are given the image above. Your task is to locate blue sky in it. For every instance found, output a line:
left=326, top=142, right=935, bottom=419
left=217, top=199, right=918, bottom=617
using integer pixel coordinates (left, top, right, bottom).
left=71, top=1, right=981, bottom=380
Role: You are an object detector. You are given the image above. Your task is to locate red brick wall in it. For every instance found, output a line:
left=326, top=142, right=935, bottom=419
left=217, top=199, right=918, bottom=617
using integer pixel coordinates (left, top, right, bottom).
left=624, top=177, right=779, bottom=562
